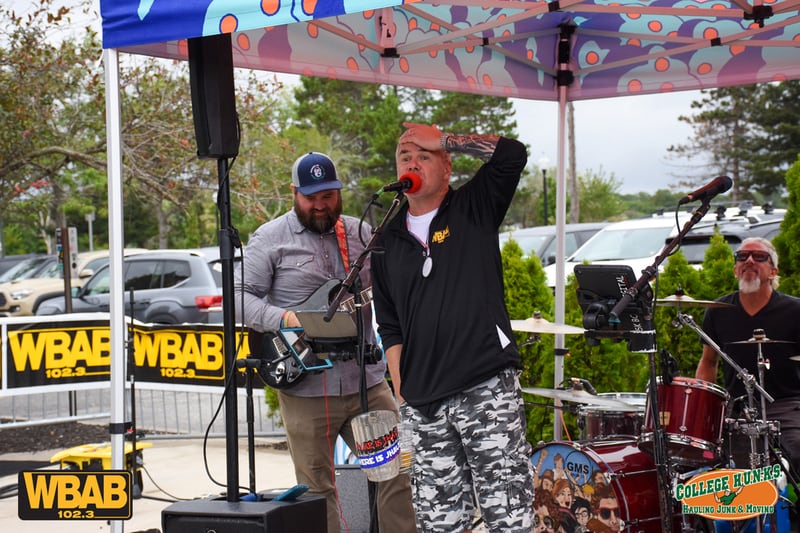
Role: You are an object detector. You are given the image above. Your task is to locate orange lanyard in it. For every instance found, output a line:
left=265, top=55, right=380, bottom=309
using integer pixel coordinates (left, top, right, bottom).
left=334, top=218, right=350, bottom=274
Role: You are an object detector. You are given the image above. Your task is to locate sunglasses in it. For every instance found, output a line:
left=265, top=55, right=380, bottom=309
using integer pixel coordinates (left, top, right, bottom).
left=599, top=507, right=621, bottom=520
left=734, top=250, right=772, bottom=263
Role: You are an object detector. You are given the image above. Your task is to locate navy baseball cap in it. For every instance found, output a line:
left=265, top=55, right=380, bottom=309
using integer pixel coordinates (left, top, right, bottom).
left=291, top=152, right=343, bottom=195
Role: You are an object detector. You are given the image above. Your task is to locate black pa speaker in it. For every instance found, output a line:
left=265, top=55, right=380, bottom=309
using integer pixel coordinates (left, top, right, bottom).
left=162, top=495, right=327, bottom=533
left=335, top=465, right=370, bottom=532
left=188, top=33, right=239, bottom=159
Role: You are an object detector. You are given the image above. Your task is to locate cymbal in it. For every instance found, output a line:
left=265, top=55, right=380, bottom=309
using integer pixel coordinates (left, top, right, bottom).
left=730, top=337, right=792, bottom=345
left=656, top=294, right=734, bottom=308
left=510, top=317, right=584, bottom=335
left=789, top=355, right=800, bottom=362
left=521, top=387, right=636, bottom=409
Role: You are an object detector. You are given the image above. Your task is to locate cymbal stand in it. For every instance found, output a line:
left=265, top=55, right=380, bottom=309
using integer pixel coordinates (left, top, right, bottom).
left=676, top=313, right=774, bottom=414
left=677, top=314, right=775, bottom=533
left=751, top=329, right=772, bottom=470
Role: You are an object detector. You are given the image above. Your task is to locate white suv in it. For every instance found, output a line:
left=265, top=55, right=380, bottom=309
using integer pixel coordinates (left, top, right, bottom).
left=543, top=203, right=785, bottom=288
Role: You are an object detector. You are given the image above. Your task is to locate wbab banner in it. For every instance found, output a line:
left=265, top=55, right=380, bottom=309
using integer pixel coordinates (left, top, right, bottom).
left=1, top=314, right=255, bottom=391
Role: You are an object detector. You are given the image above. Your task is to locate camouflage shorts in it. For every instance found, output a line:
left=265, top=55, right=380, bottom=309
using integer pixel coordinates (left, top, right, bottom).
left=401, top=368, right=535, bottom=532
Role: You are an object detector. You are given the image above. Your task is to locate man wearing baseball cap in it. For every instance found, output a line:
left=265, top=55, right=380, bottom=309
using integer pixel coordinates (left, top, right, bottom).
left=291, top=151, right=344, bottom=196
left=235, top=152, right=416, bottom=532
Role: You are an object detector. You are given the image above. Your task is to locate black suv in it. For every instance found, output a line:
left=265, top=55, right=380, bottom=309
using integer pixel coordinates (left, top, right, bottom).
left=36, top=250, right=223, bottom=324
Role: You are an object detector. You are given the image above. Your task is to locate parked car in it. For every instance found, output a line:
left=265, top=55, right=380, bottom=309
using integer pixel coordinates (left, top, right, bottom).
left=673, top=214, right=784, bottom=265
left=0, top=253, right=47, bottom=277
left=543, top=204, right=785, bottom=288
left=36, top=249, right=224, bottom=324
left=499, top=222, right=609, bottom=266
left=0, top=255, right=57, bottom=283
left=0, top=249, right=147, bottom=317
left=543, top=214, right=689, bottom=288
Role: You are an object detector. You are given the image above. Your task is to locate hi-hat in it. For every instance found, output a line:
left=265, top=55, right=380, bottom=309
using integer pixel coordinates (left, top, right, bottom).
left=730, top=337, right=792, bottom=345
left=521, top=387, right=636, bottom=409
left=510, top=316, right=584, bottom=335
left=656, top=293, right=734, bottom=309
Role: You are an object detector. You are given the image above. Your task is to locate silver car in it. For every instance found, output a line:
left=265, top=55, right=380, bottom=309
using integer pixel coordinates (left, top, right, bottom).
left=36, top=249, right=223, bottom=324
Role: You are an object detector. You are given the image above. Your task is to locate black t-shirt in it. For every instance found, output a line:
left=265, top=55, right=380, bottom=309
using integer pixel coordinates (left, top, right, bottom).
left=702, top=290, right=800, bottom=403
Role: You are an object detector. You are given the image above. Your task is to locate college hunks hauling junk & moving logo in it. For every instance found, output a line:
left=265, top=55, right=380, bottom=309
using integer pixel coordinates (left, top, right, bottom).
left=676, top=465, right=781, bottom=521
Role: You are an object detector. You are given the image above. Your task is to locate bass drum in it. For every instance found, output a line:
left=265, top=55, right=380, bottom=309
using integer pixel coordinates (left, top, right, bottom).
left=531, top=440, right=668, bottom=533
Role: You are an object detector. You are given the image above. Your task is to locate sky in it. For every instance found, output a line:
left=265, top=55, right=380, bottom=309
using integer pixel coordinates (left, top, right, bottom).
left=511, top=90, right=705, bottom=195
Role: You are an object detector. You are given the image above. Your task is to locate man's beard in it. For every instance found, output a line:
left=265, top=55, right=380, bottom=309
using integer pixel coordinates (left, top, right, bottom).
left=739, top=276, right=761, bottom=294
left=294, top=196, right=342, bottom=234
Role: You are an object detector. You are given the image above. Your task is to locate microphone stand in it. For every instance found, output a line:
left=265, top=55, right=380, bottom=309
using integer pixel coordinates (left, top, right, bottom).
left=606, top=201, right=712, bottom=533
left=324, top=191, right=405, bottom=323
left=323, top=190, right=408, bottom=533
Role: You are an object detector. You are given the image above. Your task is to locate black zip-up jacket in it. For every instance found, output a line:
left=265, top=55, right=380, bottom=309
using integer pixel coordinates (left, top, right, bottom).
left=372, top=137, right=526, bottom=415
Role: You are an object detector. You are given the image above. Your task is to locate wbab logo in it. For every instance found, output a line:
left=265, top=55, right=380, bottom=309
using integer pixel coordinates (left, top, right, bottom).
left=675, top=465, right=780, bottom=521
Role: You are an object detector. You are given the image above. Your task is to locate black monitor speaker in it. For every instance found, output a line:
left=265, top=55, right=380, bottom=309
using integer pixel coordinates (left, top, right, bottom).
left=188, top=33, right=239, bottom=159
left=162, top=495, right=327, bottom=533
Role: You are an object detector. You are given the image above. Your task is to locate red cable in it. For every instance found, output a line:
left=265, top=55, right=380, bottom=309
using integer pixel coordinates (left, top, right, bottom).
left=323, top=373, right=350, bottom=532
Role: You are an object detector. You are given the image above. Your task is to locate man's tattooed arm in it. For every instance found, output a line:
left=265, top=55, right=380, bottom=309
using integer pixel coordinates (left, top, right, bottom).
left=441, top=133, right=500, bottom=162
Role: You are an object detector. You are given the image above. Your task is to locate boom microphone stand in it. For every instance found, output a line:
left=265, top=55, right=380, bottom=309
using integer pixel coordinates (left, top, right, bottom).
left=324, top=190, right=408, bottom=533
left=606, top=200, right=713, bottom=533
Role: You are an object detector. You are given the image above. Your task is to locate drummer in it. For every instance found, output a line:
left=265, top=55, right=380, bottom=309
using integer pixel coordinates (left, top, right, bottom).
left=695, top=238, right=800, bottom=485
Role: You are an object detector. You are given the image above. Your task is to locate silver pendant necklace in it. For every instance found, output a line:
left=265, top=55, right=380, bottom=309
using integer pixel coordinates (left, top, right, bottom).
left=422, top=252, right=433, bottom=278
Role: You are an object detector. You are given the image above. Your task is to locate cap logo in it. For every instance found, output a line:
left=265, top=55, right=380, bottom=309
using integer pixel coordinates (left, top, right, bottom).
left=309, top=163, right=326, bottom=181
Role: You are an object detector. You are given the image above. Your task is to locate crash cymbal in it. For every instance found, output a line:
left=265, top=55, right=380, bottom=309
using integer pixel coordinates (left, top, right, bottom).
left=510, top=317, right=584, bottom=335
left=656, top=294, right=734, bottom=308
left=789, top=355, right=800, bottom=362
left=730, top=337, right=792, bottom=345
left=521, top=387, right=636, bottom=409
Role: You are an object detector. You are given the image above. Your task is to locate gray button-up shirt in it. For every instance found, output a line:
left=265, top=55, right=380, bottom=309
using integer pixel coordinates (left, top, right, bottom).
left=234, top=209, right=386, bottom=396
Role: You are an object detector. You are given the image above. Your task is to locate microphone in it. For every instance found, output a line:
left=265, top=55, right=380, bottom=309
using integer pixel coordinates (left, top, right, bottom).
left=678, top=176, right=733, bottom=205
left=381, top=173, right=422, bottom=194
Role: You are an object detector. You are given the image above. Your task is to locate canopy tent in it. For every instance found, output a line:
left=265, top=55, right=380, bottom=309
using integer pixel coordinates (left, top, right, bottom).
left=97, top=1, right=800, bottom=513
left=104, top=0, right=800, bottom=101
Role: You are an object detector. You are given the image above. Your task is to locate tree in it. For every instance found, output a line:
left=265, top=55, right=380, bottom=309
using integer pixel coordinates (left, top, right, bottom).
left=1, top=1, right=107, bottom=251
left=501, top=239, right=555, bottom=443
left=748, top=81, right=800, bottom=195
left=667, top=86, right=759, bottom=200
left=668, top=83, right=800, bottom=202
left=772, top=155, right=800, bottom=296
left=116, top=56, right=209, bottom=248
left=577, top=169, right=626, bottom=222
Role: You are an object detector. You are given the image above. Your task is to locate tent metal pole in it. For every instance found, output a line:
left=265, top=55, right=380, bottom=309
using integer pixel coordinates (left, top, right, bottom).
left=103, top=47, right=127, bottom=533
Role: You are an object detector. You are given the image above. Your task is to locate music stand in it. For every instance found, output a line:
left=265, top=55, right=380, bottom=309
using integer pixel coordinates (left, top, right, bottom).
left=296, top=310, right=358, bottom=341
left=574, top=264, right=655, bottom=353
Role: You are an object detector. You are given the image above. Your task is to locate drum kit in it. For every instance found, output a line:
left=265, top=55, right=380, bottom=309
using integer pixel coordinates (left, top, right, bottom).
left=516, top=295, right=796, bottom=533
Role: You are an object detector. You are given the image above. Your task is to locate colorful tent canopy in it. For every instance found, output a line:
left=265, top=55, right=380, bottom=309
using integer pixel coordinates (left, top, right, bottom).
left=103, top=0, right=800, bottom=101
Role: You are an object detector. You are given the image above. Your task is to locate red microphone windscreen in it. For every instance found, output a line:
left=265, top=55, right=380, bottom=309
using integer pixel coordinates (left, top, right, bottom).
left=400, top=172, right=422, bottom=194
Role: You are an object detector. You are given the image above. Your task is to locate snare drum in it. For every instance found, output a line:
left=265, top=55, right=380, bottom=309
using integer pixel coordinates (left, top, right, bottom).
left=639, top=376, right=728, bottom=468
left=578, top=393, right=646, bottom=440
left=531, top=440, right=666, bottom=532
